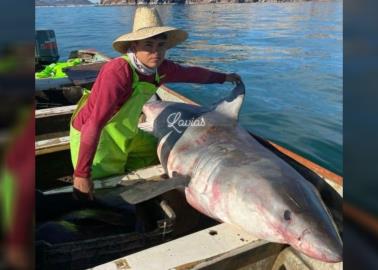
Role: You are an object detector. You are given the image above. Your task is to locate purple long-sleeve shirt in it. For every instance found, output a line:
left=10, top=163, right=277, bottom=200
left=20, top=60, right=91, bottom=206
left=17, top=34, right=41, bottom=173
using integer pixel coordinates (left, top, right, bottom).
left=72, top=57, right=227, bottom=178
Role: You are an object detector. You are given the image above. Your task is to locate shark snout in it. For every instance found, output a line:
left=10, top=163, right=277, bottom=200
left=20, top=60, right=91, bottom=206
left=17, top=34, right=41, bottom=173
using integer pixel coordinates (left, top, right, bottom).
left=288, top=228, right=343, bottom=263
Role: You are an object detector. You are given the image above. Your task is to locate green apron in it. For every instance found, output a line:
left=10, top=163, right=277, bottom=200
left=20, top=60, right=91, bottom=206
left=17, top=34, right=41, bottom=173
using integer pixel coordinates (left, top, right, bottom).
left=70, top=55, right=159, bottom=179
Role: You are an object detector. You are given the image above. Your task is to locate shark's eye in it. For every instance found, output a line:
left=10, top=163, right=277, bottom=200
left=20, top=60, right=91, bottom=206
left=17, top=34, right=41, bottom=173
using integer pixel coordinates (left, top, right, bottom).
left=284, top=210, right=292, bottom=221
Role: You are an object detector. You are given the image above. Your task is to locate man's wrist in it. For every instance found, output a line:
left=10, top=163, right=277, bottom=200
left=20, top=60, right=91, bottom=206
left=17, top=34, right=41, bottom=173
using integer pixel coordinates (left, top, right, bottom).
left=73, top=171, right=90, bottom=179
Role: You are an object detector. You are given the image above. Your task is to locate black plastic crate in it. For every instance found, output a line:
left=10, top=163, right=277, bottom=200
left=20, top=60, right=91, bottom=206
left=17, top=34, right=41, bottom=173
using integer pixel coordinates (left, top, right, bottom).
left=35, top=190, right=175, bottom=270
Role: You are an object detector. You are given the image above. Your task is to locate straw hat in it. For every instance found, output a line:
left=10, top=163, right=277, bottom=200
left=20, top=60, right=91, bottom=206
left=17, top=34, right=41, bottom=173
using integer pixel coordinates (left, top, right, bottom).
left=112, top=7, right=188, bottom=54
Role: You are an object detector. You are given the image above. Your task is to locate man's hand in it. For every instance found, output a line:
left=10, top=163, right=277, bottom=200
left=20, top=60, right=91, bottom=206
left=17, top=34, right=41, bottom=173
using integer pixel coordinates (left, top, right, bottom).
left=225, top=73, right=242, bottom=84
left=73, top=176, right=94, bottom=201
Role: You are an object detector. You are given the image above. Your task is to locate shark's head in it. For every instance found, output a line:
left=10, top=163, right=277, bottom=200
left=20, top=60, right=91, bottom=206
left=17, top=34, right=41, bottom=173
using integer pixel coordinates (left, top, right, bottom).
left=278, top=184, right=343, bottom=262
left=239, top=177, right=343, bottom=263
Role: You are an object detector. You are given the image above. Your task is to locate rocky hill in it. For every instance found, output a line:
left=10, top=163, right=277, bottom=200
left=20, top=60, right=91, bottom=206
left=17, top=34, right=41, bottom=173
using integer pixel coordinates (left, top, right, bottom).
left=100, top=0, right=307, bottom=4
left=36, top=0, right=93, bottom=6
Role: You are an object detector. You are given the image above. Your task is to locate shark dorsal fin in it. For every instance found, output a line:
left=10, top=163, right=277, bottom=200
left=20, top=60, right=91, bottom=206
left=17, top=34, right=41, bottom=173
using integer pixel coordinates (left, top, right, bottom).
left=213, top=81, right=245, bottom=120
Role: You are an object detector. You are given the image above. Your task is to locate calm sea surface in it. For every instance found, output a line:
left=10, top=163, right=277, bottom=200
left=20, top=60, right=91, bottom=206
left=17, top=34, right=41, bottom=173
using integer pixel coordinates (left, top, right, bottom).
left=36, top=1, right=342, bottom=175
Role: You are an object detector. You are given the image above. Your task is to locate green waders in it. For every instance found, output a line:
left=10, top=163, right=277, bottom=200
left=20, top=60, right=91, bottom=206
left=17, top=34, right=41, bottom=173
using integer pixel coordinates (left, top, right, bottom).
left=70, top=55, right=159, bottom=179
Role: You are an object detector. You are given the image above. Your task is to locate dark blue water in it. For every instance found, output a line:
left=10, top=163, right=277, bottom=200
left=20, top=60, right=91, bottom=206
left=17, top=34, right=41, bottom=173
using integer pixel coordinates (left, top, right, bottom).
left=36, top=2, right=342, bottom=175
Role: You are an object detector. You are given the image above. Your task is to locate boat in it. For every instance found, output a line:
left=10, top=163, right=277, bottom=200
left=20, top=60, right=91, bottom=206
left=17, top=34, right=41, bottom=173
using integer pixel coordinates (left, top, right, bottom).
left=36, top=83, right=343, bottom=269
left=35, top=29, right=111, bottom=108
left=35, top=49, right=111, bottom=108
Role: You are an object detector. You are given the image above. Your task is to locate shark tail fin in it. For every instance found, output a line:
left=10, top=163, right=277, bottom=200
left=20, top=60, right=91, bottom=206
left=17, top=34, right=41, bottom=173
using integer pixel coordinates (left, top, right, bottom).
left=213, top=81, right=245, bottom=120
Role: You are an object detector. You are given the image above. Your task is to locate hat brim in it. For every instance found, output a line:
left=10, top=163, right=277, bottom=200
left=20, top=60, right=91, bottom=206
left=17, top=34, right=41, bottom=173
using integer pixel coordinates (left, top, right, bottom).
left=112, top=27, right=188, bottom=54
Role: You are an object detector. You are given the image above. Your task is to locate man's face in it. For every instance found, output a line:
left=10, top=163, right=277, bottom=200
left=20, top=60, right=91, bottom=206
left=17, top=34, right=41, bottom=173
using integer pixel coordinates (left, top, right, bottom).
left=132, top=37, right=167, bottom=69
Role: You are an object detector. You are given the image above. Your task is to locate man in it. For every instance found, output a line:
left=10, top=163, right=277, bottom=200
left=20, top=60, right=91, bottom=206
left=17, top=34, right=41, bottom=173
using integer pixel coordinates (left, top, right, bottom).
left=70, top=7, right=241, bottom=199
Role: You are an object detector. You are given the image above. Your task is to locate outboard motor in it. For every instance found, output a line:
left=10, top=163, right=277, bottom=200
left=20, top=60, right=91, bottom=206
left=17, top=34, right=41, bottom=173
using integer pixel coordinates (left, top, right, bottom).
left=35, top=30, right=60, bottom=66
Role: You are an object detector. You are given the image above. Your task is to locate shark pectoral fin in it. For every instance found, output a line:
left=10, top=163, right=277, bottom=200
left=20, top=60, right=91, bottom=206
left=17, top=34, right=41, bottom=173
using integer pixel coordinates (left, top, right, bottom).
left=119, top=174, right=191, bottom=204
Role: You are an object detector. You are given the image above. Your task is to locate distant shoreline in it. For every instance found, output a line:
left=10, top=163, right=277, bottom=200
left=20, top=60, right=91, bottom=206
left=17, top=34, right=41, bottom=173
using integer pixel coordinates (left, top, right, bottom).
left=36, top=0, right=320, bottom=7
